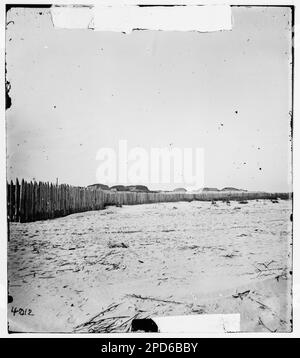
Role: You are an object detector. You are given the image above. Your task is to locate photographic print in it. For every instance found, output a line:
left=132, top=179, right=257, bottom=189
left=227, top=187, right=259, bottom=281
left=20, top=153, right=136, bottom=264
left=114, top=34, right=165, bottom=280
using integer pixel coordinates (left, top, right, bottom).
left=5, top=3, right=293, bottom=333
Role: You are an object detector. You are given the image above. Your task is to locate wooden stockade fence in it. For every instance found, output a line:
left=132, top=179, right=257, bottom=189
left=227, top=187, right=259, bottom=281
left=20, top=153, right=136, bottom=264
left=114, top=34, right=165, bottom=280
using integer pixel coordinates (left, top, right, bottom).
left=7, top=179, right=105, bottom=223
left=7, top=179, right=291, bottom=223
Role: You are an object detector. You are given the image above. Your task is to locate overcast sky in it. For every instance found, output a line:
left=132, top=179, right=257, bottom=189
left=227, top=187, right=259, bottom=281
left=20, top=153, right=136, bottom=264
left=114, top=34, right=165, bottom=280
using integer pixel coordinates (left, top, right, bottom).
left=6, top=6, right=292, bottom=191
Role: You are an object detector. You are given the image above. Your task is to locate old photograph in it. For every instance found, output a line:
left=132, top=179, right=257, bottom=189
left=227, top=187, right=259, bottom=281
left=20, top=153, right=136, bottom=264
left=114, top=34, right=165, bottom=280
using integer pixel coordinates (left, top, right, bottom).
left=5, top=4, right=293, bottom=333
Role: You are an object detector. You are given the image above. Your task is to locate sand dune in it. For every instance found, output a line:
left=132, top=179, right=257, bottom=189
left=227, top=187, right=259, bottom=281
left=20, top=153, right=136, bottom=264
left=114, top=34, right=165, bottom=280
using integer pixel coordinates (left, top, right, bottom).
left=8, top=199, right=292, bottom=333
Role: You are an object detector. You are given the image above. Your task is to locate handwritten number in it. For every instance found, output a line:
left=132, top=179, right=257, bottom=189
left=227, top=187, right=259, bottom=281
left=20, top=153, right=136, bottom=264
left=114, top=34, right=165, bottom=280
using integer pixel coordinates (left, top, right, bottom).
left=11, top=307, right=34, bottom=316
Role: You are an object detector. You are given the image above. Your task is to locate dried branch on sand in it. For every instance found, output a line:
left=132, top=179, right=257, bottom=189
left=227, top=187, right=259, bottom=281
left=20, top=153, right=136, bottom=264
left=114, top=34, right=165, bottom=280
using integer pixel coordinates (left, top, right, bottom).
left=232, top=290, right=250, bottom=300
left=73, top=302, right=145, bottom=333
left=258, top=317, right=277, bottom=332
left=108, top=241, right=128, bottom=249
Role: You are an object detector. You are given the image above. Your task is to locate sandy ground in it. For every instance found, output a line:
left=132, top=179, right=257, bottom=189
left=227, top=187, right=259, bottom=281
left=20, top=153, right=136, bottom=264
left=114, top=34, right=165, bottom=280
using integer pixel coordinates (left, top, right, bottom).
left=8, top=199, right=292, bottom=333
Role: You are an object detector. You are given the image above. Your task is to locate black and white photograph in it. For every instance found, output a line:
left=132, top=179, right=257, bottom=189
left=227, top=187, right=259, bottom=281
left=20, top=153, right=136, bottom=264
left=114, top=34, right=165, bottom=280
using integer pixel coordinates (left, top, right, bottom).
left=2, top=1, right=296, bottom=336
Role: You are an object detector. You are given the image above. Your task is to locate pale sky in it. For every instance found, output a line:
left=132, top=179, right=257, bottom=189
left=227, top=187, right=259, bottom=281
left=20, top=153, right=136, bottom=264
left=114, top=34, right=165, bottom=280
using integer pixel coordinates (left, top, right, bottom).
left=6, top=6, right=292, bottom=191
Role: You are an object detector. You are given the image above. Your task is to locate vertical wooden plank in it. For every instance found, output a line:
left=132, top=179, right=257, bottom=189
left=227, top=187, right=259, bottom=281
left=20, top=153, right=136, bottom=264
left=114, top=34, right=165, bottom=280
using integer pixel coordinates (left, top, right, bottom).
left=27, top=181, right=33, bottom=221
left=53, top=183, right=56, bottom=218
left=66, top=185, right=69, bottom=215
left=43, top=181, right=46, bottom=220
left=19, top=179, right=24, bottom=222
left=39, top=182, right=43, bottom=220
left=24, top=181, right=28, bottom=222
left=25, top=180, right=28, bottom=222
left=54, top=183, right=57, bottom=217
left=33, top=181, right=37, bottom=221
left=64, top=184, right=66, bottom=215
left=7, top=181, right=11, bottom=221
left=32, top=181, right=36, bottom=221
left=26, top=181, right=30, bottom=222
left=56, top=183, right=59, bottom=216
left=43, top=182, right=46, bottom=220
left=35, top=181, right=39, bottom=220
left=44, top=182, right=47, bottom=219
left=47, top=182, right=50, bottom=219
left=10, top=180, right=15, bottom=221
left=42, top=181, right=46, bottom=220
left=29, top=181, right=32, bottom=222
left=62, top=184, right=65, bottom=215
left=51, top=183, right=54, bottom=218
left=26, top=181, right=31, bottom=222
left=56, top=183, right=59, bottom=217
left=49, top=183, right=52, bottom=219
left=70, top=186, right=73, bottom=214
left=61, top=184, right=64, bottom=216
left=15, top=178, right=20, bottom=222
left=64, top=184, right=67, bottom=215
left=58, top=184, right=61, bottom=215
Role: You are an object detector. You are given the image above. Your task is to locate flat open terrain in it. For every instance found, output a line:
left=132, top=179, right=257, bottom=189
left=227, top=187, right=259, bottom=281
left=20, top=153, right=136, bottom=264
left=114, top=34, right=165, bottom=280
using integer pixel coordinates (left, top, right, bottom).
left=8, top=199, right=292, bottom=333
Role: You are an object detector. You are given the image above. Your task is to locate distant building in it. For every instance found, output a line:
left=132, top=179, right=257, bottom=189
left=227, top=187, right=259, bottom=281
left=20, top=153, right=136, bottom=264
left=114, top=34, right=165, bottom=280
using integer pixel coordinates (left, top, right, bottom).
left=126, top=185, right=150, bottom=193
left=110, top=185, right=127, bottom=191
left=221, top=187, right=247, bottom=192
left=173, top=188, right=187, bottom=192
left=87, top=183, right=110, bottom=190
left=202, top=187, right=220, bottom=192
left=109, top=185, right=150, bottom=192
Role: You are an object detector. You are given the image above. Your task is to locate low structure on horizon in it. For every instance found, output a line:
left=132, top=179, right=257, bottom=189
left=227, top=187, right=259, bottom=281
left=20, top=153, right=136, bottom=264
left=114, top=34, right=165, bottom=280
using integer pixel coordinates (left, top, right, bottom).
left=221, top=187, right=247, bottom=192
left=87, top=183, right=110, bottom=191
left=173, top=187, right=187, bottom=192
left=110, top=185, right=150, bottom=193
left=202, top=187, right=220, bottom=192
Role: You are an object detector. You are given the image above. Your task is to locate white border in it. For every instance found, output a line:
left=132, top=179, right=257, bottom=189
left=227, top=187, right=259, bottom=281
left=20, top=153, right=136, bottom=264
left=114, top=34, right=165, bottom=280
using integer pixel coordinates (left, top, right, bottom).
left=0, top=0, right=298, bottom=338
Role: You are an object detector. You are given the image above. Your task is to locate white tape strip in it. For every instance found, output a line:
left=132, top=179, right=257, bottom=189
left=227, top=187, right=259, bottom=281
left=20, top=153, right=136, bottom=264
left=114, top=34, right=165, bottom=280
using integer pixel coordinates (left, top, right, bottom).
left=151, top=313, right=240, bottom=333
left=51, top=5, right=232, bottom=33
left=94, top=5, right=232, bottom=33
left=51, top=6, right=93, bottom=29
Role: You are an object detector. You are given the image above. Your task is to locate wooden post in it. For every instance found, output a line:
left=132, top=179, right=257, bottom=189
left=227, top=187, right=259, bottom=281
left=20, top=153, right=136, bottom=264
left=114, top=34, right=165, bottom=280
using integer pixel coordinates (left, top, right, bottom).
left=10, top=180, right=15, bottom=221
left=15, top=178, right=20, bottom=222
